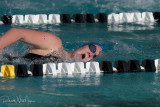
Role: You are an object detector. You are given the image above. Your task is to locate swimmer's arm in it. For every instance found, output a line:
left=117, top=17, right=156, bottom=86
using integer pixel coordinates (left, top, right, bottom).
left=0, top=28, right=62, bottom=51
left=0, top=28, right=24, bottom=50
left=28, top=49, right=53, bottom=56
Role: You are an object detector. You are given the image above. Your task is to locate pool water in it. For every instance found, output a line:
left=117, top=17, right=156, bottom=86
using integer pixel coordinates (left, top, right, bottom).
left=1, top=0, right=160, bottom=106
left=1, top=73, right=160, bottom=106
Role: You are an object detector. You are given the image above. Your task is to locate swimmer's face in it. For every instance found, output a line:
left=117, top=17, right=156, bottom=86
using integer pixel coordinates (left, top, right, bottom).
left=72, top=44, right=102, bottom=62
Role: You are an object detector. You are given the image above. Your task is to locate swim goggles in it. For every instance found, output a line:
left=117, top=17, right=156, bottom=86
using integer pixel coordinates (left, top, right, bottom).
left=88, top=44, right=97, bottom=58
left=80, top=42, right=104, bottom=58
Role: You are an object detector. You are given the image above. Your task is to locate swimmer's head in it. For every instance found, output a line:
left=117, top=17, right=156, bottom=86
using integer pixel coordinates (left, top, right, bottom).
left=71, top=42, right=104, bottom=62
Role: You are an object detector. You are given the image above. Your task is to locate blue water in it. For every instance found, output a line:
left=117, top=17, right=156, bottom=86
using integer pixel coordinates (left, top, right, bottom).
left=1, top=0, right=160, bottom=106
left=1, top=73, right=160, bottom=106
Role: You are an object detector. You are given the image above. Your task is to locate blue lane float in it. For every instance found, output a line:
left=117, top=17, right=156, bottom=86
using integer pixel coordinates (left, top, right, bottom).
left=0, top=59, right=159, bottom=78
left=1, top=12, right=159, bottom=25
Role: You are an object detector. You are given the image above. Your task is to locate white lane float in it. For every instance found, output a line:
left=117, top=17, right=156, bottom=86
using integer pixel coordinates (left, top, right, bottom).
left=12, top=15, right=24, bottom=24
left=43, top=63, right=57, bottom=75
left=108, top=13, right=120, bottom=23
left=142, top=12, right=154, bottom=22
left=119, top=13, right=134, bottom=23
left=48, top=14, right=61, bottom=24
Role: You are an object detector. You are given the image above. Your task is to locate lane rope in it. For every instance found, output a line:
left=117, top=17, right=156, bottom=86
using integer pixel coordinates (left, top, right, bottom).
left=0, top=59, right=160, bottom=77
left=0, top=12, right=160, bottom=25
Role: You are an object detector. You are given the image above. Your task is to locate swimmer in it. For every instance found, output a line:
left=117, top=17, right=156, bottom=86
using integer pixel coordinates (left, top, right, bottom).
left=0, top=28, right=103, bottom=62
